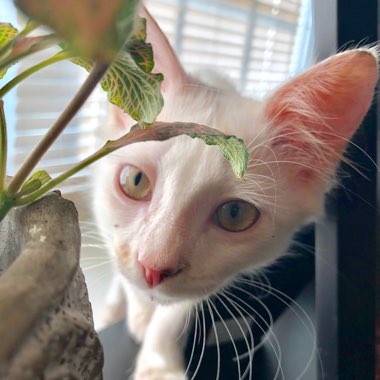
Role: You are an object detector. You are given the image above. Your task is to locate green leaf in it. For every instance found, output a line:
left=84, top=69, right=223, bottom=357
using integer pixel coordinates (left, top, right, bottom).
left=105, top=122, right=249, bottom=179
left=102, top=54, right=163, bottom=124
left=70, top=52, right=163, bottom=125
left=68, top=15, right=163, bottom=124
left=127, top=18, right=154, bottom=74
left=0, top=23, right=18, bottom=78
left=18, top=170, right=52, bottom=198
left=0, top=23, right=18, bottom=49
left=14, top=0, right=139, bottom=62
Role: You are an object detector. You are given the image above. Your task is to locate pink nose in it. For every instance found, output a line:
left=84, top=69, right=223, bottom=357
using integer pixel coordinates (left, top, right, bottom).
left=142, top=266, right=163, bottom=288
left=140, top=263, right=182, bottom=288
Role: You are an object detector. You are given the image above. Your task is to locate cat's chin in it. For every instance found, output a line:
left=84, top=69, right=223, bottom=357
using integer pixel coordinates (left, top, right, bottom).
left=142, top=287, right=197, bottom=305
left=139, top=281, right=221, bottom=306
left=129, top=279, right=208, bottom=305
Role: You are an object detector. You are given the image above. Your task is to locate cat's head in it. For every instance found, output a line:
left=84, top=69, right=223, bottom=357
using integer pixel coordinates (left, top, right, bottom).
left=93, top=8, right=378, bottom=304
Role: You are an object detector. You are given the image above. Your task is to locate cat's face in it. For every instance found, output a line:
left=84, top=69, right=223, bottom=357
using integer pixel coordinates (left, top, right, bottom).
left=93, top=9, right=378, bottom=304
left=94, top=93, right=316, bottom=303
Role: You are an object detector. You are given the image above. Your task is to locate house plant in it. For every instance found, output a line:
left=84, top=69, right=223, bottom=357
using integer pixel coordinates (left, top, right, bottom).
left=0, top=0, right=248, bottom=378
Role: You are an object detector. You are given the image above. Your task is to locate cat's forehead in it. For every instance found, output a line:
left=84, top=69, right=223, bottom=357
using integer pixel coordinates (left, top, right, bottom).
left=161, top=85, right=264, bottom=139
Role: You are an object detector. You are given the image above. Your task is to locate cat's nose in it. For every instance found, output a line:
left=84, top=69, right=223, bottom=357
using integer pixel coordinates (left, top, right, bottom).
left=139, top=263, right=182, bottom=288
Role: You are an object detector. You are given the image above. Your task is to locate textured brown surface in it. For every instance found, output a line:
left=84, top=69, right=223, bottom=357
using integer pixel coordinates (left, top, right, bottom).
left=0, top=192, right=103, bottom=379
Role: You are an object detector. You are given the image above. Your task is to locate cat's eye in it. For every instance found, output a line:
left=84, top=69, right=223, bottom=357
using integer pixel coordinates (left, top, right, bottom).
left=215, top=200, right=260, bottom=232
left=119, top=165, right=152, bottom=200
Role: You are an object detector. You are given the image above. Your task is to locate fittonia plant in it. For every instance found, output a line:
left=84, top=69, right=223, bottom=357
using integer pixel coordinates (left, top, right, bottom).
left=0, top=0, right=249, bottom=222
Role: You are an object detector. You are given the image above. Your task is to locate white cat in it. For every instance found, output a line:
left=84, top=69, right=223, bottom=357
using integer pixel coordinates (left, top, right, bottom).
left=93, top=7, right=378, bottom=380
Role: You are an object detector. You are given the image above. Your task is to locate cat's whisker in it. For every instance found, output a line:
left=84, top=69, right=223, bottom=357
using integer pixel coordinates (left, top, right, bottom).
left=314, top=130, right=379, bottom=173
left=251, top=159, right=328, bottom=180
left=249, top=126, right=379, bottom=189
left=81, top=243, right=108, bottom=252
left=80, top=256, right=112, bottom=261
left=234, top=278, right=323, bottom=379
left=80, top=228, right=113, bottom=244
left=185, top=304, right=199, bottom=379
left=245, top=118, right=279, bottom=151
left=215, top=292, right=253, bottom=380
left=209, top=297, right=242, bottom=380
left=82, top=270, right=113, bottom=292
left=81, top=230, right=108, bottom=239
left=223, top=286, right=275, bottom=354
left=250, top=128, right=330, bottom=164
left=241, top=175, right=272, bottom=197
left=82, top=235, right=108, bottom=248
left=249, top=270, right=274, bottom=300
left=205, top=299, right=221, bottom=380
left=185, top=307, right=192, bottom=335
left=178, top=306, right=192, bottom=340
left=189, top=302, right=208, bottom=380
left=244, top=172, right=276, bottom=183
left=225, top=285, right=285, bottom=379
left=81, top=259, right=114, bottom=272
left=219, top=291, right=264, bottom=380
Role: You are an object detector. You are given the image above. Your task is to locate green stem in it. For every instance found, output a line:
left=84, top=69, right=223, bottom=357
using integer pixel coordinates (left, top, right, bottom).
left=0, top=100, right=6, bottom=191
left=0, top=51, right=73, bottom=99
left=19, top=20, right=40, bottom=37
left=15, top=145, right=114, bottom=206
left=7, top=61, right=110, bottom=196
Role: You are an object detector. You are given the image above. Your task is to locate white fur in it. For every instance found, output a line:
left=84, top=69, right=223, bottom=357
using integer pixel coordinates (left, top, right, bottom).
left=92, top=17, right=378, bottom=379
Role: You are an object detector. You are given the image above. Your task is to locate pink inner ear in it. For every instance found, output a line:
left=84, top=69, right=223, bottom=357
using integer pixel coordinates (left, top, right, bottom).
left=265, top=50, right=378, bottom=157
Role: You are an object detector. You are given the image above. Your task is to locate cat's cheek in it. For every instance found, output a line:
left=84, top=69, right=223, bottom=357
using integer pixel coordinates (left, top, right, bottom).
left=113, top=244, right=143, bottom=286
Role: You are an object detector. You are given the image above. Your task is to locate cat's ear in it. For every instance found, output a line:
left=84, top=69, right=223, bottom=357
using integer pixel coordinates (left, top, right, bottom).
left=264, top=49, right=378, bottom=183
left=139, top=6, right=189, bottom=92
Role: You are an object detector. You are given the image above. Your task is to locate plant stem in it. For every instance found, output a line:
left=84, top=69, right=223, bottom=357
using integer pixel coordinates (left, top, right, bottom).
left=15, top=145, right=112, bottom=206
left=0, top=100, right=6, bottom=191
left=19, top=20, right=40, bottom=37
left=0, top=51, right=72, bottom=99
left=7, top=61, right=110, bottom=195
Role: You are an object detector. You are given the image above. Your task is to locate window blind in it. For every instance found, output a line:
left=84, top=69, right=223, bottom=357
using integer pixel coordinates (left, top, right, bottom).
left=14, top=50, right=106, bottom=188
left=145, top=0, right=307, bottom=98
left=1, top=0, right=310, bottom=214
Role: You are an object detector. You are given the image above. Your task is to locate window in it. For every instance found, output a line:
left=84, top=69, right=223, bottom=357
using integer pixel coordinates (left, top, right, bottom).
left=145, top=0, right=312, bottom=97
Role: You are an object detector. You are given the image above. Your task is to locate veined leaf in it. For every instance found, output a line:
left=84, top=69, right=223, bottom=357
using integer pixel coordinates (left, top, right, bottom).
left=0, top=23, right=18, bottom=49
left=68, top=14, right=163, bottom=124
left=14, top=0, right=139, bottom=62
left=70, top=52, right=163, bottom=125
left=127, top=18, right=154, bottom=74
left=102, top=54, right=163, bottom=124
left=104, top=122, right=249, bottom=179
left=18, top=170, right=51, bottom=198
left=0, top=23, right=18, bottom=78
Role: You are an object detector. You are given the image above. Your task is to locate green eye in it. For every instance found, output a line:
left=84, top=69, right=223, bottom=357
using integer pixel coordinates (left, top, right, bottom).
left=215, top=200, right=260, bottom=232
left=119, top=165, right=151, bottom=200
